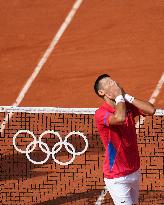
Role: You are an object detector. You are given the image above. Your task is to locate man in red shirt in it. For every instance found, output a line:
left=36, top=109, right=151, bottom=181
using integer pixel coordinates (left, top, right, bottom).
left=94, top=74, right=155, bottom=205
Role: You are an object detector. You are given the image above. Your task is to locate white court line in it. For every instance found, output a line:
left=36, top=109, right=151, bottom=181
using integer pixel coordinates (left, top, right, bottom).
left=135, top=72, right=164, bottom=128
left=95, top=72, right=164, bottom=205
left=148, top=72, right=164, bottom=104
left=0, top=0, right=83, bottom=132
left=95, top=187, right=108, bottom=205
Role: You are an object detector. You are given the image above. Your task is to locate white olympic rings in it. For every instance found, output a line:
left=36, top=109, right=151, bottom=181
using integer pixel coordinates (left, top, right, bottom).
left=13, top=130, right=88, bottom=165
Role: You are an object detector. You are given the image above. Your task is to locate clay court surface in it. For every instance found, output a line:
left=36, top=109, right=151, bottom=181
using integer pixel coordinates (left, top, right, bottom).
left=0, top=0, right=164, bottom=204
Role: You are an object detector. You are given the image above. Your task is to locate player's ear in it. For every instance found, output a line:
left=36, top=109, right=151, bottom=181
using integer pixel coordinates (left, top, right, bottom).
left=98, top=89, right=105, bottom=97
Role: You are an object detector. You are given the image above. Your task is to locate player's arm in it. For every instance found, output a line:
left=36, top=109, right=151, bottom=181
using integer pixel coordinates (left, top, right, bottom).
left=124, top=94, right=155, bottom=116
left=108, top=101, right=126, bottom=125
left=105, top=85, right=126, bottom=125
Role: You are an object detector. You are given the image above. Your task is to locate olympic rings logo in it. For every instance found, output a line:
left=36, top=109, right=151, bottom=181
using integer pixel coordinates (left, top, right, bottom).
left=13, top=130, right=88, bottom=165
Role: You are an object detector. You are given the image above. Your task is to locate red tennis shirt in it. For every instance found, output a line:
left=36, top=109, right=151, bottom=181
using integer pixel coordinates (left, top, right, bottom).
left=94, top=102, right=142, bottom=179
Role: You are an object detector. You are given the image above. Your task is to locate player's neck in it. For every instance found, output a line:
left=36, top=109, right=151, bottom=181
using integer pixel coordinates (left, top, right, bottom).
left=104, top=98, right=116, bottom=108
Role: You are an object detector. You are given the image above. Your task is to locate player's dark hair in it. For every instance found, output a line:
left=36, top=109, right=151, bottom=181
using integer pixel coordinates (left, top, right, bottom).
left=94, top=74, right=110, bottom=97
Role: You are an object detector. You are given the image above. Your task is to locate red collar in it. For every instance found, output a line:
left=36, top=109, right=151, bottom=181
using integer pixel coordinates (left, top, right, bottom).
left=102, top=102, right=115, bottom=113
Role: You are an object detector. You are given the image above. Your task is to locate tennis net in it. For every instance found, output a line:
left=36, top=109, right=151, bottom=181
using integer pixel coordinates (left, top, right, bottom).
left=0, top=106, right=163, bottom=205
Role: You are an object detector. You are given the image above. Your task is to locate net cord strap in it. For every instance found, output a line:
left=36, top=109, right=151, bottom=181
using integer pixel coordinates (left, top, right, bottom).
left=0, top=106, right=163, bottom=115
left=0, top=106, right=97, bottom=114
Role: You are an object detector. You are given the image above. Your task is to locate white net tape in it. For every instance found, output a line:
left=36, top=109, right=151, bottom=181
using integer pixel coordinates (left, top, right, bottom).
left=0, top=106, right=163, bottom=115
left=0, top=106, right=97, bottom=114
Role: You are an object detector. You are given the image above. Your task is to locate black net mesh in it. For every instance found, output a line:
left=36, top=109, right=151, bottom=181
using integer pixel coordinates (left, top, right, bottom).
left=0, top=111, right=163, bottom=205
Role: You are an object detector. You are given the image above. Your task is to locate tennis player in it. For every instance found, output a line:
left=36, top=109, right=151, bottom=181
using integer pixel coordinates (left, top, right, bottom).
left=94, top=74, right=155, bottom=205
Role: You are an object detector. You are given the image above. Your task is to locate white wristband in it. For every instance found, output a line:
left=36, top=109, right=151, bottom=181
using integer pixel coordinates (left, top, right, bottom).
left=125, top=94, right=134, bottom=103
left=115, top=95, right=125, bottom=105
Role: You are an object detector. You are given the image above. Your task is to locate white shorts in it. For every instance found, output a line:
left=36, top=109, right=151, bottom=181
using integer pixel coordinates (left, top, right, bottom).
left=104, top=169, right=140, bottom=205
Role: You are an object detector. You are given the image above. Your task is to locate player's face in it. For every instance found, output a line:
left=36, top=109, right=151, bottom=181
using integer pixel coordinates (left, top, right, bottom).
left=99, top=77, right=118, bottom=99
left=104, top=77, right=117, bottom=98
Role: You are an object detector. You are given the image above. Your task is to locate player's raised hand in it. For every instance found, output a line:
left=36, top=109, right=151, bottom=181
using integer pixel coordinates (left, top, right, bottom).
left=105, top=81, right=122, bottom=100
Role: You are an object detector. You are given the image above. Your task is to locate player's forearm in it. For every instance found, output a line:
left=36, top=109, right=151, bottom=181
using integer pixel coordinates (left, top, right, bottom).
left=108, top=102, right=126, bottom=125
left=124, top=94, right=155, bottom=115
left=108, top=96, right=126, bottom=125
left=132, top=98, right=155, bottom=115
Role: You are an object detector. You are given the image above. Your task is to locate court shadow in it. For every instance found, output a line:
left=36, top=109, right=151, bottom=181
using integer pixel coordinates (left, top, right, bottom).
left=32, top=190, right=164, bottom=205
left=33, top=189, right=103, bottom=205
left=0, top=135, right=103, bottom=181
left=0, top=151, right=53, bottom=181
